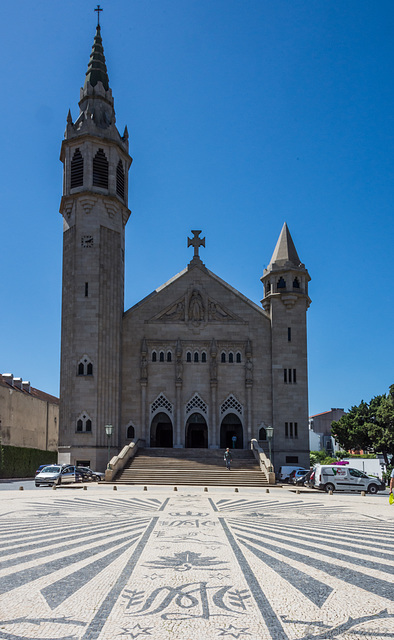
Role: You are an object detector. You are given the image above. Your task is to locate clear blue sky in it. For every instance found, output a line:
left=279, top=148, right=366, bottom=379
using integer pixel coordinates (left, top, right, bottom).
left=1, top=0, right=394, bottom=415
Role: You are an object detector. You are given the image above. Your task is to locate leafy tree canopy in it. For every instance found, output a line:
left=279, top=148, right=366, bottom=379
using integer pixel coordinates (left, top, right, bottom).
left=331, top=385, right=394, bottom=464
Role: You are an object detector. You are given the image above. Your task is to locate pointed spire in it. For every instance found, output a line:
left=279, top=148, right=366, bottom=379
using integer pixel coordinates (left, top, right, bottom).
left=84, top=25, right=110, bottom=91
left=267, top=222, right=301, bottom=269
left=67, top=109, right=73, bottom=125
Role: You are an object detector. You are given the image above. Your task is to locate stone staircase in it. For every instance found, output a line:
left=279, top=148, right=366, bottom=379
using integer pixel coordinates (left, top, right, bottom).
left=114, top=448, right=269, bottom=486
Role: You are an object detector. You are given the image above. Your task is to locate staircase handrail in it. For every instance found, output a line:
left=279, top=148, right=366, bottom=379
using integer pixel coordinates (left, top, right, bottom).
left=250, top=438, right=276, bottom=484
left=105, top=439, right=145, bottom=482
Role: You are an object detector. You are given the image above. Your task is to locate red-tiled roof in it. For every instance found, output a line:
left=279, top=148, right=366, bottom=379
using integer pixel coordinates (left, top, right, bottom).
left=0, top=375, right=59, bottom=404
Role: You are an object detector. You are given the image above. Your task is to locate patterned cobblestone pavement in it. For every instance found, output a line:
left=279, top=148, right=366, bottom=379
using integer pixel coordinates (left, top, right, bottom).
left=0, top=484, right=393, bottom=640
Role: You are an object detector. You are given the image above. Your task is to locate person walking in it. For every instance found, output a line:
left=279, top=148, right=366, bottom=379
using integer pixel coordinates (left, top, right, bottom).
left=390, top=468, right=394, bottom=493
left=224, top=447, right=232, bottom=471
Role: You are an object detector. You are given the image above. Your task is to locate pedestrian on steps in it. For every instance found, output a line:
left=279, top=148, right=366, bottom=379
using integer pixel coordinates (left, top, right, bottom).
left=224, top=448, right=232, bottom=471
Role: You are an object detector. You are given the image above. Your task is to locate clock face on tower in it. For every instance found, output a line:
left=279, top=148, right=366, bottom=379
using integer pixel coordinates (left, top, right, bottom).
left=81, top=235, right=94, bottom=248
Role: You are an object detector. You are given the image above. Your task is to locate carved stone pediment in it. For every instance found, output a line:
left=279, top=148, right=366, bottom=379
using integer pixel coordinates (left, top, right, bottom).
left=148, top=290, right=245, bottom=325
left=148, top=295, right=187, bottom=323
left=207, top=298, right=243, bottom=323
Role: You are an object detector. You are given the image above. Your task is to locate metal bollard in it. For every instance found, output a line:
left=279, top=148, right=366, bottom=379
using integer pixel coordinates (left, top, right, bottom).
left=19, top=486, right=24, bottom=491
left=204, top=487, right=208, bottom=492
left=234, top=487, right=239, bottom=492
left=143, top=486, right=147, bottom=491
left=265, top=488, right=270, bottom=494
left=83, top=486, right=87, bottom=490
left=113, top=485, right=117, bottom=491
left=173, top=486, right=177, bottom=491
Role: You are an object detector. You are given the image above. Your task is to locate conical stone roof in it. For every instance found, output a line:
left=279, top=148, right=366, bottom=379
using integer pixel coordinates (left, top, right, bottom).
left=267, top=222, right=301, bottom=268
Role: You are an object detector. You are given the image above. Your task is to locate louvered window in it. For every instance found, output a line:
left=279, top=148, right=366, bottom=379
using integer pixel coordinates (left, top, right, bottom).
left=71, top=148, right=83, bottom=188
left=93, top=149, right=109, bottom=188
left=116, top=160, right=125, bottom=199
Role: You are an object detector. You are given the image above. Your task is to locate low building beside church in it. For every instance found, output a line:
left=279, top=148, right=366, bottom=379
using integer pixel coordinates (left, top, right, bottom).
left=58, top=25, right=311, bottom=472
left=0, top=374, right=58, bottom=452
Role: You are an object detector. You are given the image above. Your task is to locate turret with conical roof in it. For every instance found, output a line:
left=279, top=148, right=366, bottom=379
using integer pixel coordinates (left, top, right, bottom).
left=260, top=223, right=311, bottom=472
left=261, top=222, right=310, bottom=312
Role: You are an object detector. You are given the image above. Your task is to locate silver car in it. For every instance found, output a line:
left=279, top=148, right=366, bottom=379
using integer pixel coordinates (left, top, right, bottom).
left=35, top=465, right=76, bottom=487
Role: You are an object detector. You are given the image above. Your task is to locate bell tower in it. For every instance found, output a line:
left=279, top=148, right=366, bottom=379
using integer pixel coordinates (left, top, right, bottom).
left=261, top=223, right=311, bottom=469
left=58, top=21, right=132, bottom=469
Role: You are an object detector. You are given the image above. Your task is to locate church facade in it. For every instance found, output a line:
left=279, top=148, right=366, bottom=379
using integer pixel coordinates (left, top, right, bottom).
left=58, top=26, right=311, bottom=472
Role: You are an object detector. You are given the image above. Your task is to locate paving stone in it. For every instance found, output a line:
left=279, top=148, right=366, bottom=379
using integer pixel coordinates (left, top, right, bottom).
left=0, top=484, right=393, bottom=639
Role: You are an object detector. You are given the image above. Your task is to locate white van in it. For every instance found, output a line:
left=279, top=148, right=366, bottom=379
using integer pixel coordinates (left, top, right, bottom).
left=313, top=464, right=385, bottom=494
left=277, top=465, right=307, bottom=483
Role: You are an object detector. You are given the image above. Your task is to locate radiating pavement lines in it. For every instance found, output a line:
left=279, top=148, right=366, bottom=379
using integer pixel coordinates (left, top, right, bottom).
left=229, top=521, right=394, bottom=576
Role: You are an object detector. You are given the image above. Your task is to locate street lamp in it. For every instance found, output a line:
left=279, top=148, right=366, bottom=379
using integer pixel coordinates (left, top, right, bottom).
left=105, top=424, right=114, bottom=469
left=266, top=426, right=274, bottom=472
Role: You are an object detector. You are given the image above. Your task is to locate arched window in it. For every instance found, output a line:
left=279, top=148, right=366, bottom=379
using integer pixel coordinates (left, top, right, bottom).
left=127, top=425, right=135, bottom=439
left=71, top=148, right=83, bottom=189
left=116, top=160, right=125, bottom=199
left=167, top=351, right=172, bottom=362
left=93, top=149, right=109, bottom=189
left=221, top=352, right=226, bottom=363
left=159, top=351, right=165, bottom=362
left=76, top=412, right=93, bottom=433
left=187, top=352, right=192, bottom=362
left=201, top=352, right=207, bottom=363
left=277, top=277, right=286, bottom=289
left=293, top=277, right=300, bottom=289
left=194, top=352, right=199, bottom=363
left=77, top=355, right=93, bottom=376
left=236, top=352, right=242, bottom=363
left=228, top=352, right=234, bottom=363
left=152, top=351, right=157, bottom=362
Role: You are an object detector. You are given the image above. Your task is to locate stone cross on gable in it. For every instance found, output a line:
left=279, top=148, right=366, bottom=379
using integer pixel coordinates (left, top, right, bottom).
left=187, top=230, right=205, bottom=260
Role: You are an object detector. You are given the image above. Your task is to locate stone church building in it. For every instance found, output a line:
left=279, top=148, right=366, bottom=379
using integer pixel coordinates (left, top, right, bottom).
left=58, top=26, right=311, bottom=472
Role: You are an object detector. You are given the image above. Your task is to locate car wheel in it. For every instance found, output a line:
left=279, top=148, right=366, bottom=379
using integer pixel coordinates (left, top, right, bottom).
left=368, top=484, right=378, bottom=494
left=325, top=483, right=334, bottom=493
left=93, top=475, right=100, bottom=482
left=35, top=483, right=40, bottom=487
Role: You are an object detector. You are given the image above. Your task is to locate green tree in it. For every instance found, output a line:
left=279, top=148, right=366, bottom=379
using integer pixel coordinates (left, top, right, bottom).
left=331, top=386, right=394, bottom=465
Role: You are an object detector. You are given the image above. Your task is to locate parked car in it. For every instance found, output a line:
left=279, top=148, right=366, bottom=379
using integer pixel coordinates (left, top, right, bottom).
left=295, top=469, right=313, bottom=486
left=277, top=466, right=308, bottom=483
left=75, top=466, right=105, bottom=482
left=35, top=465, right=76, bottom=487
left=312, top=464, right=385, bottom=494
left=289, top=468, right=309, bottom=484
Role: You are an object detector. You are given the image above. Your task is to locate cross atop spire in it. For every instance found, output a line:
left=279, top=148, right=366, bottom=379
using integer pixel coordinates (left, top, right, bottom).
left=94, top=4, right=103, bottom=26
left=188, top=230, right=205, bottom=264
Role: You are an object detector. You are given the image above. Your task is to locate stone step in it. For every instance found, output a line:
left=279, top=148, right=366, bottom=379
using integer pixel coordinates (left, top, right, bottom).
left=115, top=472, right=268, bottom=486
left=114, top=447, right=267, bottom=486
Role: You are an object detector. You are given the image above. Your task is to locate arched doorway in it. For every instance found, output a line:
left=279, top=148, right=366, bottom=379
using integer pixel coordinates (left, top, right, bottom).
left=150, top=412, right=173, bottom=447
left=220, top=413, right=243, bottom=448
left=185, top=413, right=208, bottom=448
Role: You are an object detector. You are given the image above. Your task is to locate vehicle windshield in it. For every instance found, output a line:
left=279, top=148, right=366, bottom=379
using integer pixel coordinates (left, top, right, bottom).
left=41, top=466, right=60, bottom=473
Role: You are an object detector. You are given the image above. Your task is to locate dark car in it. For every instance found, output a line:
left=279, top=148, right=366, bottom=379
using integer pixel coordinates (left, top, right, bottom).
left=289, top=469, right=309, bottom=484
left=75, top=466, right=105, bottom=482
left=35, top=464, right=52, bottom=476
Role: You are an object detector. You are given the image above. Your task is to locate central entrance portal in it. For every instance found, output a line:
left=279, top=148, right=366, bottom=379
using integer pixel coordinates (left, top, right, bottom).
left=150, top=412, right=173, bottom=447
left=220, top=413, right=243, bottom=448
left=185, top=413, right=208, bottom=448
